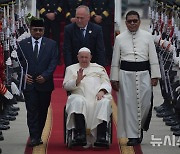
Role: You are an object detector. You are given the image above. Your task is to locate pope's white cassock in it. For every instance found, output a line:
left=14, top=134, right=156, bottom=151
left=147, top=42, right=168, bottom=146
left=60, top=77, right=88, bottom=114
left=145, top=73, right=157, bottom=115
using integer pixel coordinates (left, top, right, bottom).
left=110, top=29, right=161, bottom=138
left=63, top=63, right=112, bottom=139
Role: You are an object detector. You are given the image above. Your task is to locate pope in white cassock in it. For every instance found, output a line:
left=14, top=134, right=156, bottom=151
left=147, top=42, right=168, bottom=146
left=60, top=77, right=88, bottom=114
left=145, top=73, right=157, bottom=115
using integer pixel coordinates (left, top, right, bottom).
left=110, top=10, right=161, bottom=146
left=63, top=47, right=112, bottom=147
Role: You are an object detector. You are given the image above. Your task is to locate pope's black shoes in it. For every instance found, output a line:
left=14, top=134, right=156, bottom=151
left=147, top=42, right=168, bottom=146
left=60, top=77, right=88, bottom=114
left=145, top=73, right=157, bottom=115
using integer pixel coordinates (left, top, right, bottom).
left=94, top=121, right=109, bottom=147
left=74, top=113, right=87, bottom=146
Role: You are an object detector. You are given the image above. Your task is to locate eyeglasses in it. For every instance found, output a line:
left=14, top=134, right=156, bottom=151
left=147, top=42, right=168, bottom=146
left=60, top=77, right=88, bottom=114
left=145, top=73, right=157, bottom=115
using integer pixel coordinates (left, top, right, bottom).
left=126, top=19, right=139, bottom=24
left=31, top=28, right=44, bottom=32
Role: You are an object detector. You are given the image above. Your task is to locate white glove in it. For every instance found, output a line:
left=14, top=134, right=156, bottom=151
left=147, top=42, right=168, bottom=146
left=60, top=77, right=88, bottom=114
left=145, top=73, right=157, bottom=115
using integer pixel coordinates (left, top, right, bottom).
left=4, top=90, right=13, bottom=99
left=6, top=57, right=12, bottom=66
left=11, top=50, right=18, bottom=58
left=11, top=82, right=20, bottom=95
left=175, top=86, right=180, bottom=92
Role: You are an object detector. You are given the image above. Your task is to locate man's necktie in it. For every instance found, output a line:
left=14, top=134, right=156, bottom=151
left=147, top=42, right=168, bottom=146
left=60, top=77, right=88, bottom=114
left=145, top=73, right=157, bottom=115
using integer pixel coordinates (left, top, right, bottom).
left=34, top=40, right=39, bottom=61
left=80, top=28, right=85, bottom=38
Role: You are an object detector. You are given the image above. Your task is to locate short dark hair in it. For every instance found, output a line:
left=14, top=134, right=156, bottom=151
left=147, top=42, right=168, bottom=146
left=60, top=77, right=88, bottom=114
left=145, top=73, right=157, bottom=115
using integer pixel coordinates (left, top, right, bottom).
left=126, top=10, right=140, bottom=20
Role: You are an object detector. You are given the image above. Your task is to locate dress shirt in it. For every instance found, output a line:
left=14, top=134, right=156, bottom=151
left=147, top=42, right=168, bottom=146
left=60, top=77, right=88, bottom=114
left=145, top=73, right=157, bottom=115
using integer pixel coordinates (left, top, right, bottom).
left=32, top=37, right=42, bottom=56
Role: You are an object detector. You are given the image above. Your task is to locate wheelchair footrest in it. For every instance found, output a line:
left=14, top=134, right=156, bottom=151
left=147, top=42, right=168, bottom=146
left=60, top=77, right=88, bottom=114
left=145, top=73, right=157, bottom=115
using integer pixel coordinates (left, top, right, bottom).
left=94, top=141, right=109, bottom=147
left=71, top=140, right=87, bottom=146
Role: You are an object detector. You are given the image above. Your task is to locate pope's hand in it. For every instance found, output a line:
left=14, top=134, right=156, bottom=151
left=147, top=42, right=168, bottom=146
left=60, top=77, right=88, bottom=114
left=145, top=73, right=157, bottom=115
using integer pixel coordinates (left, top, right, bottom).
left=76, top=68, right=86, bottom=86
left=96, top=91, right=105, bottom=100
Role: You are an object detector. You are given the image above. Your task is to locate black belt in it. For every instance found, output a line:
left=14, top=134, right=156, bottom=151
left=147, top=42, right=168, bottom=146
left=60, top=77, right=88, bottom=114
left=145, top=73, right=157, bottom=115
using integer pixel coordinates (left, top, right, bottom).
left=120, top=61, right=150, bottom=71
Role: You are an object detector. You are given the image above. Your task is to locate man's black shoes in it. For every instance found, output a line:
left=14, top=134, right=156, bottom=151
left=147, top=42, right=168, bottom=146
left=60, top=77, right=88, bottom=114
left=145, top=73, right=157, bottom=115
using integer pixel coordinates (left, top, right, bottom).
left=28, top=139, right=43, bottom=147
left=173, top=130, right=180, bottom=136
left=0, top=134, right=4, bottom=141
left=127, top=138, right=140, bottom=146
left=0, top=124, right=10, bottom=130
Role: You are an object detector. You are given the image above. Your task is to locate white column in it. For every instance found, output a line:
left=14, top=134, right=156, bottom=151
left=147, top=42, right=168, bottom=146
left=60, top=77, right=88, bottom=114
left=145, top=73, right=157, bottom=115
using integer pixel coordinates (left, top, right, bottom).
left=114, top=0, right=122, bottom=32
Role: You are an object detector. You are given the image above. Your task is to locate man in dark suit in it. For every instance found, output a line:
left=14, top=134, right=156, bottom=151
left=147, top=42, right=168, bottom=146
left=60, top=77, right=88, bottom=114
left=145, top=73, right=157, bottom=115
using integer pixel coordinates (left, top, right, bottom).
left=89, top=0, right=114, bottom=65
left=63, top=5, right=106, bottom=67
left=17, top=19, right=58, bottom=147
left=36, top=0, right=63, bottom=64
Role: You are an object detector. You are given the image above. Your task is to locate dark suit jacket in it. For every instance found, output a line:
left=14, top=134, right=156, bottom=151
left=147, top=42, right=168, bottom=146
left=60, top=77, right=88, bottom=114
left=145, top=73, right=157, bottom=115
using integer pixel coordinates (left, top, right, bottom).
left=17, top=37, right=58, bottom=92
left=63, top=22, right=106, bottom=67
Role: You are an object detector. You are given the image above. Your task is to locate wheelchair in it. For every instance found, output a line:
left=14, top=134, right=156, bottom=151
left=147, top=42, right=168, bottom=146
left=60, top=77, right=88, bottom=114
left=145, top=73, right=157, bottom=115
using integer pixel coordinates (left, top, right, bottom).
left=64, top=106, right=113, bottom=149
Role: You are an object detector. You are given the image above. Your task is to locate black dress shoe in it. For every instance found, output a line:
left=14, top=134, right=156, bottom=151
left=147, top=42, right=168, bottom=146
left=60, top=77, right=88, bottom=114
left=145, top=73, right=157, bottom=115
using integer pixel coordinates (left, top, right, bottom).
left=163, top=115, right=177, bottom=122
left=28, top=139, right=43, bottom=147
left=4, top=110, right=18, bottom=116
left=95, top=136, right=108, bottom=144
left=171, top=124, right=180, bottom=131
left=6, top=105, right=20, bottom=111
left=1, top=115, right=16, bottom=121
left=0, top=124, right=10, bottom=130
left=0, top=148, right=2, bottom=154
left=156, top=111, right=174, bottom=118
left=173, top=130, right=180, bottom=136
left=154, top=106, right=166, bottom=113
left=0, top=134, right=4, bottom=141
left=74, top=133, right=86, bottom=143
left=127, top=138, right=140, bottom=146
left=94, top=136, right=109, bottom=147
left=0, top=119, right=10, bottom=125
left=165, top=120, right=180, bottom=126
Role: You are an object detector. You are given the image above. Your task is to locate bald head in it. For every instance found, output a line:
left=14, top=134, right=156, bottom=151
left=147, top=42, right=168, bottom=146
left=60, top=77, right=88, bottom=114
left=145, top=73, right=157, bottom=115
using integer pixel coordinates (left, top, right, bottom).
left=75, top=5, right=90, bottom=28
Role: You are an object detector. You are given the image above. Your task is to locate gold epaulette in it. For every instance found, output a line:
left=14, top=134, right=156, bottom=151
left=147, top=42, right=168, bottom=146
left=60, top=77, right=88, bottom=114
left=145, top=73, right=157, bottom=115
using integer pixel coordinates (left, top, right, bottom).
left=90, top=11, right=96, bottom=17
left=102, top=11, right=109, bottom=17
left=66, top=12, right=70, bottom=18
left=40, top=8, right=46, bottom=14
left=57, top=7, right=62, bottom=13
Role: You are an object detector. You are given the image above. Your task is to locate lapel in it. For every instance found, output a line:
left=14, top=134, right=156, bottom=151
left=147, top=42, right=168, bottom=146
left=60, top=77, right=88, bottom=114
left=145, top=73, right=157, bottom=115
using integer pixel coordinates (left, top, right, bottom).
left=84, top=23, right=92, bottom=44
left=27, top=37, right=34, bottom=58
left=37, top=37, right=46, bottom=61
left=74, top=24, right=84, bottom=44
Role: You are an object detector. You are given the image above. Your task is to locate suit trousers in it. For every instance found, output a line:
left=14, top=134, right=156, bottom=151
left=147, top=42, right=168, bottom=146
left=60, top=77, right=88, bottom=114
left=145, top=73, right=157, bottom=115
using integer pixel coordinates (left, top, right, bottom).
left=24, top=89, right=52, bottom=140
